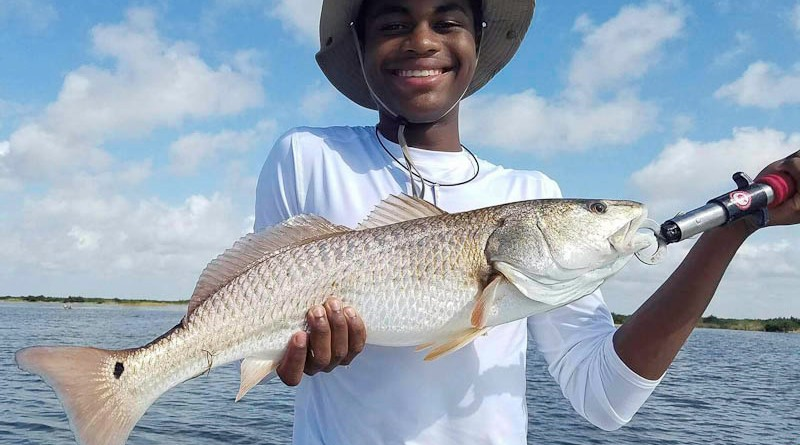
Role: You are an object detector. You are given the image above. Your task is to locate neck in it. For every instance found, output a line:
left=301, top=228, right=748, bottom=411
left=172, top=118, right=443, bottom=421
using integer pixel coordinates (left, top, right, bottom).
left=376, top=106, right=462, bottom=152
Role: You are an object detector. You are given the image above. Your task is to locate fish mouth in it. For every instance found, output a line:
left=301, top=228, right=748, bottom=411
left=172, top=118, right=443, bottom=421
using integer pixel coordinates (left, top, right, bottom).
left=609, top=211, right=656, bottom=254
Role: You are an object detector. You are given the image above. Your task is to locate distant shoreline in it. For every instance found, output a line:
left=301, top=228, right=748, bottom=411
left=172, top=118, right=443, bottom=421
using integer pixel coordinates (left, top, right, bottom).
left=0, top=295, right=187, bottom=307
left=612, top=313, right=799, bottom=334
left=2, top=295, right=798, bottom=333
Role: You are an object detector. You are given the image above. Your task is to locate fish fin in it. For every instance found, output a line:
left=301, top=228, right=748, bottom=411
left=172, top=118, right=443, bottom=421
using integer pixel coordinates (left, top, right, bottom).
left=187, top=214, right=349, bottom=317
left=236, top=358, right=278, bottom=402
left=471, top=275, right=504, bottom=328
left=415, top=341, right=435, bottom=352
left=423, top=327, right=488, bottom=361
left=15, top=346, right=159, bottom=445
left=357, top=194, right=447, bottom=230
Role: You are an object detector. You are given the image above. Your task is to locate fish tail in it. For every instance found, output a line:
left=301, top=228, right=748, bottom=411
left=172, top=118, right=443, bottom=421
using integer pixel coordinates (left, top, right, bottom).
left=16, top=346, right=159, bottom=445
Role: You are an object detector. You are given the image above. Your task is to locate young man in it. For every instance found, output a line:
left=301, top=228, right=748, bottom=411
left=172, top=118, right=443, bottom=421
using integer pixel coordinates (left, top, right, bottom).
left=254, top=0, right=800, bottom=443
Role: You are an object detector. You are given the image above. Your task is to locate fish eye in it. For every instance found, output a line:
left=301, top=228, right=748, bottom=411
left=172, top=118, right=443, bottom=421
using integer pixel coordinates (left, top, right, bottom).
left=589, top=202, right=607, bottom=214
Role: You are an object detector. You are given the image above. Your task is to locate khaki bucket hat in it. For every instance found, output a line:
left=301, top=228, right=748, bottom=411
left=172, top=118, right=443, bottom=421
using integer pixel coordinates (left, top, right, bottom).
left=315, top=0, right=536, bottom=110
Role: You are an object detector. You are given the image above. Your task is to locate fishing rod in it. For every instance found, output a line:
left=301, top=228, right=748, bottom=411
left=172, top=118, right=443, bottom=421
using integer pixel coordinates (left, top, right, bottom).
left=636, top=171, right=796, bottom=264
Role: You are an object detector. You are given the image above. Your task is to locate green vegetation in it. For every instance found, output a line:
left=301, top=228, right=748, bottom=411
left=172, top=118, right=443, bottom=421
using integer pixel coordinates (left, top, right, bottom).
left=612, top=313, right=629, bottom=325
left=0, top=295, right=188, bottom=306
left=612, top=313, right=800, bottom=333
left=763, top=317, right=800, bottom=333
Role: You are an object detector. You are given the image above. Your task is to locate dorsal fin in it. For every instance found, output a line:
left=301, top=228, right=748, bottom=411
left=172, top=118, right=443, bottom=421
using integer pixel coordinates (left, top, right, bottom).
left=186, top=214, right=349, bottom=317
left=356, top=194, right=447, bottom=230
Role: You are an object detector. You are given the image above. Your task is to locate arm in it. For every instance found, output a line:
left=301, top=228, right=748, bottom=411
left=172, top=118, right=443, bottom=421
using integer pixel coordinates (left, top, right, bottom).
left=530, top=153, right=799, bottom=430
left=529, top=292, right=660, bottom=431
left=614, top=153, right=800, bottom=380
left=255, top=130, right=367, bottom=386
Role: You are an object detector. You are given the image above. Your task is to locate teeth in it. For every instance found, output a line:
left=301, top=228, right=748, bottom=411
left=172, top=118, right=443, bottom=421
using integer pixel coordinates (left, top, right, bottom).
left=396, top=69, right=444, bottom=78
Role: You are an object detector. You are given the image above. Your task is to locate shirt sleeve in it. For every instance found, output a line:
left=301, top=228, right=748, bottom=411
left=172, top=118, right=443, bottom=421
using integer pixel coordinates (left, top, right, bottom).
left=527, top=292, right=661, bottom=431
left=254, top=130, right=305, bottom=232
left=525, top=172, right=661, bottom=431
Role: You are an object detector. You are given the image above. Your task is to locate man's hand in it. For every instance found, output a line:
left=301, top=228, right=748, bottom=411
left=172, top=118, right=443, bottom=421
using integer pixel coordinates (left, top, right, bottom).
left=277, top=298, right=366, bottom=386
left=758, top=150, right=800, bottom=227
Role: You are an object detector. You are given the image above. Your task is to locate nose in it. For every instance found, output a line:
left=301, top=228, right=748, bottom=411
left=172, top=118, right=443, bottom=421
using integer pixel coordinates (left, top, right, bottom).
left=402, top=23, right=440, bottom=55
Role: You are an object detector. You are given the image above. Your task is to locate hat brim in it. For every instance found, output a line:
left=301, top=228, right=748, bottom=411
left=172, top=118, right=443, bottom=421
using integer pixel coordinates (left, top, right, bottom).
left=316, top=0, right=535, bottom=110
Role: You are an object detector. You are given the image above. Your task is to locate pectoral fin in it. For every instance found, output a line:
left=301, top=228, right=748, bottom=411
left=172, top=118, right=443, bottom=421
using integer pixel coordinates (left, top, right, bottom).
left=419, top=327, right=488, bottom=361
left=471, top=275, right=505, bottom=328
left=236, top=358, right=278, bottom=402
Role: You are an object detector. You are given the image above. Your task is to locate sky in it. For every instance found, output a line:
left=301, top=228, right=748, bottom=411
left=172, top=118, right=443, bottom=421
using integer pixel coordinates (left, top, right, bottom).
left=1, top=0, right=799, bottom=318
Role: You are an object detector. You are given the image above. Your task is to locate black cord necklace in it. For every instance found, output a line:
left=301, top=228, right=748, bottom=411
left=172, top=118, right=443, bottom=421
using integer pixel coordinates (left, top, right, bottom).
left=374, top=127, right=480, bottom=187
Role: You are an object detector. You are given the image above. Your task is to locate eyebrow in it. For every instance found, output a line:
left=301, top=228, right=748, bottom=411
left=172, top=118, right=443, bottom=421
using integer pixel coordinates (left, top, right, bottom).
left=368, top=2, right=470, bottom=20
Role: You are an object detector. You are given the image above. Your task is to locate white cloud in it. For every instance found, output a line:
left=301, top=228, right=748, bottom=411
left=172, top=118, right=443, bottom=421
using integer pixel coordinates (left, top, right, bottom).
left=1, top=189, right=248, bottom=298
left=568, top=2, right=686, bottom=98
left=572, top=13, right=594, bottom=34
left=604, top=231, right=800, bottom=318
left=0, top=98, right=32, bottom=124
left=68, top=226, right=102, bottom=251
left=60, top=9, right=263, bottom=137
left=0, top=7, right=269, bottom=299
left=0, top=0, right=57, bottom=32
left=462, top=90, right=657, bottom=153
left=712, top=32, right=752, bottom=67
left=631, top=127, right=800, bottom=218
left=613, top=127, right=800, bottom=318
left=269, top=0, right=322, bottom=44
left=671, top=114, right=694, bottom=136
left=0, top=7, right=265, bottom=186
left=198, top=0, right=322, bottom=44
left=714, top=0, right=732, bottom=14
left=462, top=2, right=684, bottom=153
left=118, top=159, right=153, bottom=185
left=715, top=61, right=800, bottom=108
left=792, top=2, right=800, bottom=35
left=300, top=82, right=339, bottom=119
left=3, top=122, right=112, bottom=182
left=169, top=119, right=277, bottom=175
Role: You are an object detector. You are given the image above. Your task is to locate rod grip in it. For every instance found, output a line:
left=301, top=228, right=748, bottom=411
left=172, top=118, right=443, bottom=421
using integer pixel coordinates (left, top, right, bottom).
left=756, top=172, right=796, bottom=208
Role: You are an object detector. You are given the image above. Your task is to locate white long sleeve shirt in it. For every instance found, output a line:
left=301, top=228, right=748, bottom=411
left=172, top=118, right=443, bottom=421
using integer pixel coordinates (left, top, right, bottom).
left=254, top=126, right=660, bottom=445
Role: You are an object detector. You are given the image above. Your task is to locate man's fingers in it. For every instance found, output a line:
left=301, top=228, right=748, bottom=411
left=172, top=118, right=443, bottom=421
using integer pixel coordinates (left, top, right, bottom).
left=758, top=153, right=800, bottom=226
left=323, top=299, right=349, bottom=372
left=277, top=332, right=307, bottom=386
left=280, top=301, right=367, bottom=385
left=305, top=305, right=331, bottom=375
left=341, top=306, right=366, bottom=366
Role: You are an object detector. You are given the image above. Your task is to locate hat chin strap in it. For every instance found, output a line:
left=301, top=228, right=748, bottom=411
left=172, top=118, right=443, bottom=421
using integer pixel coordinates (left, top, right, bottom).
left=349, top=22, right=483, bottom=200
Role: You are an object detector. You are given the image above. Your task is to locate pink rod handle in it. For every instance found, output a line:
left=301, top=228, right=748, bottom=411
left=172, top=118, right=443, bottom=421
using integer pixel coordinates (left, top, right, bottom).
left=757, top=172, right=796, bottom=208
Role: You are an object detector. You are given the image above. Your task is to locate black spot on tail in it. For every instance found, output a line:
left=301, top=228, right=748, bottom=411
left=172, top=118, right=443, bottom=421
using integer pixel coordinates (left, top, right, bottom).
left=114, top=362, right=124, bottom=379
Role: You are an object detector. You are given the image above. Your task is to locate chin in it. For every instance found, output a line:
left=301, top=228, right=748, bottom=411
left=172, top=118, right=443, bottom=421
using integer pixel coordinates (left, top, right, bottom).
left=390, top=99, right=460, bottom=124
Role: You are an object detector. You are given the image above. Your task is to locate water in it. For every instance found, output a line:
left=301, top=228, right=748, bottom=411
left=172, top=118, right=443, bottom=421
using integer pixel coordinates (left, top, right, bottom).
left=1, top=302, right=797, bottom=444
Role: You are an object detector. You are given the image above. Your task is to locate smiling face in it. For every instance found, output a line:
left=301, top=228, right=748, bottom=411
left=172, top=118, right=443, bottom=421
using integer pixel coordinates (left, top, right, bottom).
left=359, top=0, right=479, bottom=123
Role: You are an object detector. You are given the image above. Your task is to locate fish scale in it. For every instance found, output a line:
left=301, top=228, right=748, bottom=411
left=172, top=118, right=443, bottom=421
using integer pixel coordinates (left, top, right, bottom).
left=15, top=195, right=653, bottom=445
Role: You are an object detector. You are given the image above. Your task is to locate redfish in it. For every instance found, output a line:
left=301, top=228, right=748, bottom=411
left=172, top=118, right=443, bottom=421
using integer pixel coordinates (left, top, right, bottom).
left=16, top=195, right=652, bottom=445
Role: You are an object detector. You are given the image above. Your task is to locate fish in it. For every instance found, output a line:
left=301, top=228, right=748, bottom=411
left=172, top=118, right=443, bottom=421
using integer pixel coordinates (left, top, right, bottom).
left=15, top=195, right=653, bottom=445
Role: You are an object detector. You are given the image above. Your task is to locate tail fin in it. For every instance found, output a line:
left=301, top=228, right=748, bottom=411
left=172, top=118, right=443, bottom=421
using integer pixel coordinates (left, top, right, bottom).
left=16, top=346, right=157, bottom=445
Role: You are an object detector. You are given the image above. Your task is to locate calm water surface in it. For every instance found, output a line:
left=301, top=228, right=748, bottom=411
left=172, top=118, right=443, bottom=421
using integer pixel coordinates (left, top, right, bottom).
left=1, top=302, right=797, bottom=444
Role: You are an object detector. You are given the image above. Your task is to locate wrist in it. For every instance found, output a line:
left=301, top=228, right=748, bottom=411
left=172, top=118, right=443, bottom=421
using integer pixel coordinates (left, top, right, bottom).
left=704, top=218, right=754, bottom=245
